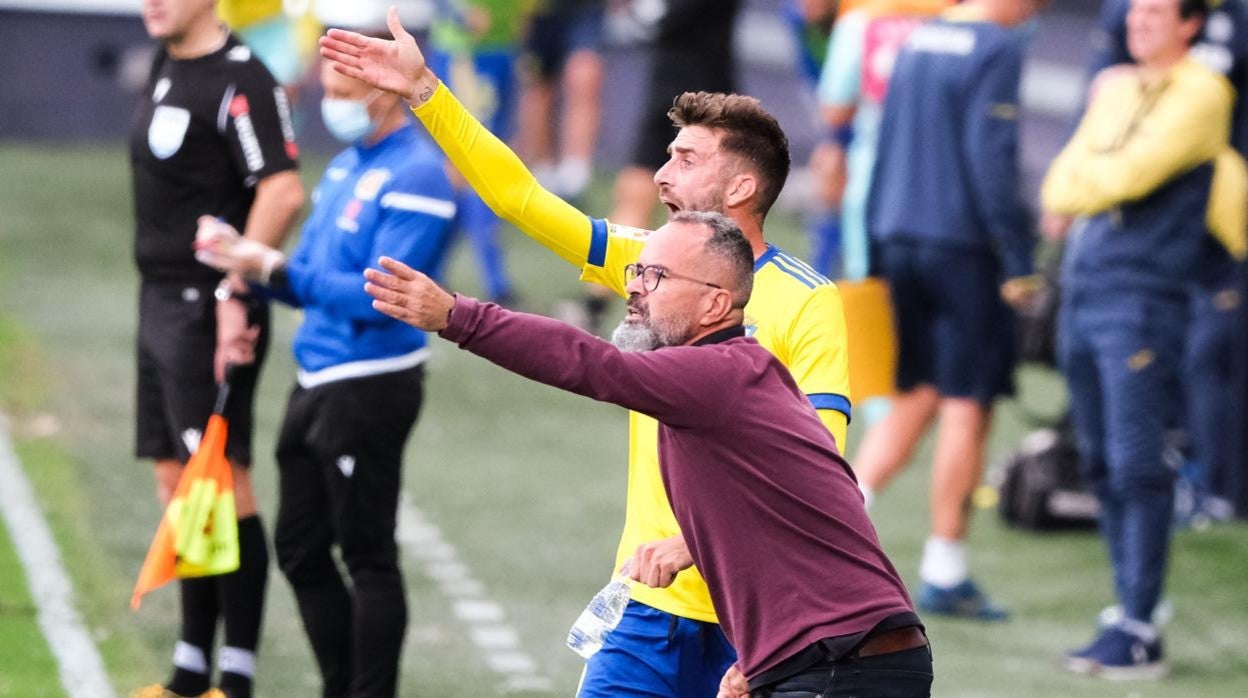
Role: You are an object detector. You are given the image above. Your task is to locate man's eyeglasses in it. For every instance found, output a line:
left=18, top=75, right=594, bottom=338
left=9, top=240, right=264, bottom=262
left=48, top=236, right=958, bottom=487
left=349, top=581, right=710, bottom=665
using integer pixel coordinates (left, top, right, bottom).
left=624, top=263, right=722, bottom=293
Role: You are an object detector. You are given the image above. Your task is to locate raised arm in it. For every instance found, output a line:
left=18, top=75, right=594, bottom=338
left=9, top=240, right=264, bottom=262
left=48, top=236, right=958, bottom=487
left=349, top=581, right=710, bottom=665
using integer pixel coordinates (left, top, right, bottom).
left=320, top=7, right=595, bottom=268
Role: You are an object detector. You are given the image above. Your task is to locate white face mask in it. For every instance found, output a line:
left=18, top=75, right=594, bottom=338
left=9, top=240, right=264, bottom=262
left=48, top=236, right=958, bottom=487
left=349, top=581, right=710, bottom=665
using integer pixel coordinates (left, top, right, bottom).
left=321, top=92, right=380, bottom=143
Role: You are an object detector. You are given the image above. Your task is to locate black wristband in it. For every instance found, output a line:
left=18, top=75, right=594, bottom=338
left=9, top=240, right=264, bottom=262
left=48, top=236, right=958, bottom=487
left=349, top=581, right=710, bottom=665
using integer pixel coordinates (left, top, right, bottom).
left=267, top=263, right=290, bottom=292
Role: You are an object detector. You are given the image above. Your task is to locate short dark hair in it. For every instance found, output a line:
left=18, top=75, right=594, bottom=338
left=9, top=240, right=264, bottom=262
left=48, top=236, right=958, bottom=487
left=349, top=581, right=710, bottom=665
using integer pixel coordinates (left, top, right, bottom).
left=668, top=92, right=791, bottom=218
left=671, top=210, right=754, bottom=309
left=1180, top=0, right=1210, bottom=20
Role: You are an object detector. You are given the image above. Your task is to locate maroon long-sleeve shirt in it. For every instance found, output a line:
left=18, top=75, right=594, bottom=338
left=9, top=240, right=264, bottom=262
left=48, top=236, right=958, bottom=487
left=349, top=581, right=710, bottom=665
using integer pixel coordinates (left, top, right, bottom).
left=440, top=297, right=916, bottom=681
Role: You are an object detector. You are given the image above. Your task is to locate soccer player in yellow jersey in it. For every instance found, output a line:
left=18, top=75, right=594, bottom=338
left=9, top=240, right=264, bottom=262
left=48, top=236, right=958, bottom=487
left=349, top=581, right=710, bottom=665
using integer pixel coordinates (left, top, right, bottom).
left=322, top=11, right=853, bottom=696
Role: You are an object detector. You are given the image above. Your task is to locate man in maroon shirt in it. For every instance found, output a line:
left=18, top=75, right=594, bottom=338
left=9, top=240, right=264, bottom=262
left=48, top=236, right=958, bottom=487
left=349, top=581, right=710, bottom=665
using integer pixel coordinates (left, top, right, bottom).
left=364, top=211, right=931, bottom=697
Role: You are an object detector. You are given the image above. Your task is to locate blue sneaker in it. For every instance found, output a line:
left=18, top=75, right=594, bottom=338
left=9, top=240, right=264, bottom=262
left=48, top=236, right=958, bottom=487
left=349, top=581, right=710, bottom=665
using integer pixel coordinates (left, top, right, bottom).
left=916, top=579, right=1009, bottom=621
left=1064, top=626, right=1167, bottom=680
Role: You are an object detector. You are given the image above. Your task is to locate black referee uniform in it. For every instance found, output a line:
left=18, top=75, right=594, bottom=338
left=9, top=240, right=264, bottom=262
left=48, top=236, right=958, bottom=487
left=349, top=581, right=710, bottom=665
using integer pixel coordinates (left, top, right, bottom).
left=131, top=34, right=297, bottom=465
left=129, top=33, right=297, bottom=698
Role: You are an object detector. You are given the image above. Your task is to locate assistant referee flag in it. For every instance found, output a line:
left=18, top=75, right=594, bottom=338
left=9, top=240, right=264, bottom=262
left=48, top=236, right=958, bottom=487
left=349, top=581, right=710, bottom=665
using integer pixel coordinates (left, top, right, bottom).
left=131, top=413, right=239, bottom=609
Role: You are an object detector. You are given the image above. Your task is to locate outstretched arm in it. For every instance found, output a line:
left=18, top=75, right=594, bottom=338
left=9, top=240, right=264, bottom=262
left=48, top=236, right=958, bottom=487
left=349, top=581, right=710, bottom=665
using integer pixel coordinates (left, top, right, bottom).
left=320, top=8, right=596, bottom=268
left=365, top=257, right=735, bottom=429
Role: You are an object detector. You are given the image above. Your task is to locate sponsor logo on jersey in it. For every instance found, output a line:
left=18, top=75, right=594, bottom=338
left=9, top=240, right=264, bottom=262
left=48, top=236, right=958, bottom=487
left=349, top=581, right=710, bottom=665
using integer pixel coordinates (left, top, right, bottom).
left=273, top=87, right=299, bottom=160
left=229, top=94, right=266, bottom=172
left=336, top=455, right=356, bottom=478
left=148, top=105, right=191, bottom=159
left=354, top=169, right=391, bottom=202
left=153, top=77, right=171, bottom=102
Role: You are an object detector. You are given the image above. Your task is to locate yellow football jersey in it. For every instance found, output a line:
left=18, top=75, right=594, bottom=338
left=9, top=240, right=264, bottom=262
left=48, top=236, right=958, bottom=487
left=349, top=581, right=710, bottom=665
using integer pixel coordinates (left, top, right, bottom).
left=413, top=83, right=853, bottom=623
left=583, top=230, right=851, bottom=621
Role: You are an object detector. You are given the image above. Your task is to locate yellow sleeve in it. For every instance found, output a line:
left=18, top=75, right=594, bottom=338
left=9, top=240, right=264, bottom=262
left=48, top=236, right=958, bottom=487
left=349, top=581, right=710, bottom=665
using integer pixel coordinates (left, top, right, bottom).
left=1208, top=149, right=1248, bottom=260
left=1043, top=71, right=1232, bottom=215
left=1040, top=96, right=1104, bottom=213
left=578, top=224, right=650, bottom=297
left=788, top=284, right=852, bottom=452
left=411, top=82, right=594, bottom=268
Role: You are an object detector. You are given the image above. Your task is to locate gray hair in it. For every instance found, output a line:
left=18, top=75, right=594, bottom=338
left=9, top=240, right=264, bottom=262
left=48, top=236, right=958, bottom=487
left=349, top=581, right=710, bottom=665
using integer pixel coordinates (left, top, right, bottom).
left=670, top=210, right=754, bottom=309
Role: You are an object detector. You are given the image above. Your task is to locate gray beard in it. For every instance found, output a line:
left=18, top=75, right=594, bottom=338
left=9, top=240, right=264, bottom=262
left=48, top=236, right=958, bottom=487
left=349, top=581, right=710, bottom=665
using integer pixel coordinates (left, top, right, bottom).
left=610, top=321, right=661, bottom=352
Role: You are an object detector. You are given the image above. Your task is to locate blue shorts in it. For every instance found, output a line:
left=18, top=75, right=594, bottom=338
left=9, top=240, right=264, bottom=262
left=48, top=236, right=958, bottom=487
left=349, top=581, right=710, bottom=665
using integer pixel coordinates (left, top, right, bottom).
left=524, top=6, right=604, bottom=79
left=578, top=601, right=736, bottom=698
left=878, top=241, right=1016, bottom=405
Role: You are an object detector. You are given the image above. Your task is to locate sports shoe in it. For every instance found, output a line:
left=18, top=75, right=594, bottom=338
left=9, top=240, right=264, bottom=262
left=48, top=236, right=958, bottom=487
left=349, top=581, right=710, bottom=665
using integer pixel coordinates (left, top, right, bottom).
left=1064, top=625, right=1168, bottom=680
left=916, top=579, right=1009, bottom=621
left=129, top=686, right=198, bottom=698
left=130, top=686, right=225, bottom=698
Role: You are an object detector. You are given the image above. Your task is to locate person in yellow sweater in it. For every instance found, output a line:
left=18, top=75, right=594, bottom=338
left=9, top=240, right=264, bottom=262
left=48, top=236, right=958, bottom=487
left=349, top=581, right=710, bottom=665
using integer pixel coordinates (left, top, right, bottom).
left=321, top=9, right=855, bottom=696
left=1042, top=0, right=1246, bottom=680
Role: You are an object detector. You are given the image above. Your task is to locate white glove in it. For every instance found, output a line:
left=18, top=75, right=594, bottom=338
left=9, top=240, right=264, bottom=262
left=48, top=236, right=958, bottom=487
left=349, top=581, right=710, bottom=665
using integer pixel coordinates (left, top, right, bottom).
left=194, top=215, right=285, bottom=282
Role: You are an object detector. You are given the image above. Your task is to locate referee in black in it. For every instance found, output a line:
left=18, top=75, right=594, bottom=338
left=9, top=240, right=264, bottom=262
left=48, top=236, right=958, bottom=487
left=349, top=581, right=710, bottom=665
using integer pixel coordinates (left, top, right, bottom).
left=130, top=1, right=303, bottom=697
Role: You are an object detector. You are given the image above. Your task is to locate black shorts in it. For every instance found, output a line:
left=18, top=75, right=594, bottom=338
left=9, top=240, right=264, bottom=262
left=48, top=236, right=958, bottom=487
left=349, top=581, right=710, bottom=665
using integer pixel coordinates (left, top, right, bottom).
left=877, top=241, right=1016, bottom=406
left=135, top=279, right=270, bottom=466
left=631, top=44, right=736, bottom=171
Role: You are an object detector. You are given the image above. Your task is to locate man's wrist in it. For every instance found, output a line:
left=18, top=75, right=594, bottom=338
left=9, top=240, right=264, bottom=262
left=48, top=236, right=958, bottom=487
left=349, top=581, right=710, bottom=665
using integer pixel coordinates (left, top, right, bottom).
left=215, top=278, right=252, bottom=303
left=407, top=70, right=440, bottom=109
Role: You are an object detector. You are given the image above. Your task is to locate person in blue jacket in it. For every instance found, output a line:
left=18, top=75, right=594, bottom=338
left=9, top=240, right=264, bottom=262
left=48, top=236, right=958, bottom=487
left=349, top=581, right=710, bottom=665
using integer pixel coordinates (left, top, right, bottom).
left=853, top=0, right=1046, bottom=621
left=1089, top=0, right=1248, bottom=522
left=194, top=40, right=457, bottom=697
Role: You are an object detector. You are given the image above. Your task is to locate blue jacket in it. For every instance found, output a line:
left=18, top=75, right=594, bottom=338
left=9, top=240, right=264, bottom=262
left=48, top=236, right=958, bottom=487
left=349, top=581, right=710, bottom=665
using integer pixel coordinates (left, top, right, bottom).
left=867, top=10, right=1034, bottom=279
left=1064, top=163, right=1231, bottom=302
left=272, top=124, right=457, bottom=383
left=1090, top=0, right=1248, bottom=155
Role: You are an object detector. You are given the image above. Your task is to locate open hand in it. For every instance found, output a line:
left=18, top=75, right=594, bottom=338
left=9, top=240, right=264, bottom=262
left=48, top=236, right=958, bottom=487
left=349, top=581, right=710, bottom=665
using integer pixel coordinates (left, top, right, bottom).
left=319, top=6, right=436, bottom=104
left=364, top=256, right=456, bottom=331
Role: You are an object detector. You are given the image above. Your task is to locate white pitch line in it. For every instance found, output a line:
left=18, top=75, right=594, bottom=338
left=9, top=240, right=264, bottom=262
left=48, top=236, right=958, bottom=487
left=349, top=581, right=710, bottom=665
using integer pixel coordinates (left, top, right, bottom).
left=398, top=494, right=554, bottom=693
left=0, top=415, right=115, bottom=698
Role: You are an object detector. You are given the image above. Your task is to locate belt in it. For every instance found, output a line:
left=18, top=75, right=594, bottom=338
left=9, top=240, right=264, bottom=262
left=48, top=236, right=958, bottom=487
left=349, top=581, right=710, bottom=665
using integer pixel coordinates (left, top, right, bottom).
left=852, top=626, right=928, bottom=658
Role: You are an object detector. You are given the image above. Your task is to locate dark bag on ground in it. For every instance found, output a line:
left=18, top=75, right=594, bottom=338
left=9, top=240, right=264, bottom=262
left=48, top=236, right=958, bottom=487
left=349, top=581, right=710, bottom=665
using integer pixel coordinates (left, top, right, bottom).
left=997, top=426, right=1099, bottom=531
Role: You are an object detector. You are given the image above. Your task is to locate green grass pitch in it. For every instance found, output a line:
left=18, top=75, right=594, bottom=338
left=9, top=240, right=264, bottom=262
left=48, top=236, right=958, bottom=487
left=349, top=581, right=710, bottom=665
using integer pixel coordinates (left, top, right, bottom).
left=1, top=143, right=1246, bottom=696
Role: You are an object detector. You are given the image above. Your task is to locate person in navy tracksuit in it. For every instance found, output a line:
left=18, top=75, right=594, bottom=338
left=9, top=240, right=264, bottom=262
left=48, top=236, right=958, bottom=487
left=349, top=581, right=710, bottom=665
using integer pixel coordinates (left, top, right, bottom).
left=195, top=54, right=457, bottom=696
left=1043, top=0, right=1246, bottom=677
left=857, top=0, right=1044, bottom=621
left=1090, top=0, right=1248, bottom=520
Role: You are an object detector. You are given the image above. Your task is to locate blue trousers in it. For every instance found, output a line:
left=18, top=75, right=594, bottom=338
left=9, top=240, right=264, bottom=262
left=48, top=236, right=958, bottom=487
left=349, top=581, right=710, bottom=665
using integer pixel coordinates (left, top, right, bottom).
left=1183, top=273, right=1246, bottom=503
left=1059, top=291, right=1187, bottom=624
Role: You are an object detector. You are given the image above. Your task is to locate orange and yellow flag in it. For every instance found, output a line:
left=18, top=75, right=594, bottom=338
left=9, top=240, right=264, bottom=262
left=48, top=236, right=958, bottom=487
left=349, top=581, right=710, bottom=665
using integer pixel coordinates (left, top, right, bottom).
left=131, top=414, right=239, bottom=609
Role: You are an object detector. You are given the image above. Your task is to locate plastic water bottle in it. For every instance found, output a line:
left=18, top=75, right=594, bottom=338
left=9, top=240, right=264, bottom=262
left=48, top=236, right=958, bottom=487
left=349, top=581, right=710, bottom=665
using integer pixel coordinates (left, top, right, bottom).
left=566, top=576, right=632, bottom=658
